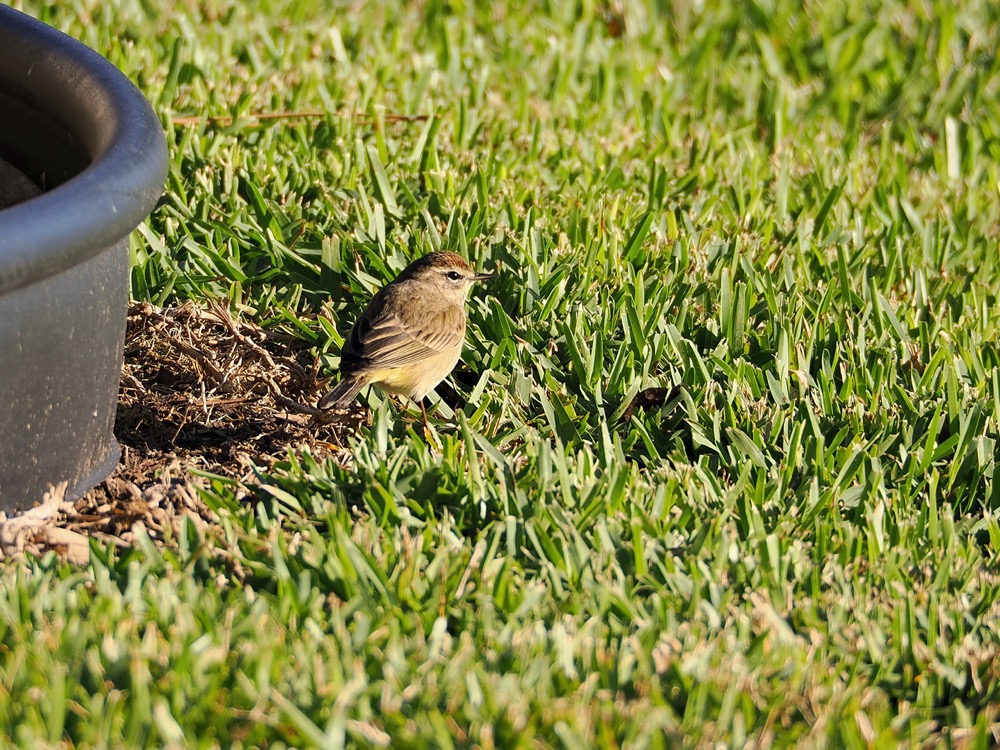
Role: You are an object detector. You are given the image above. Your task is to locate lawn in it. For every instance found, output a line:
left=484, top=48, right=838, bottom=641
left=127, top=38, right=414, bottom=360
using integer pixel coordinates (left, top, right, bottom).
left=3, top=0, right=1000, bottom=746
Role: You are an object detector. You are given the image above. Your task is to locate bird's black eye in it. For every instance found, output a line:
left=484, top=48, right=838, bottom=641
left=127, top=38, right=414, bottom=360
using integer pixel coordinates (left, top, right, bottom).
left=446, top=271, right=462, bottom=281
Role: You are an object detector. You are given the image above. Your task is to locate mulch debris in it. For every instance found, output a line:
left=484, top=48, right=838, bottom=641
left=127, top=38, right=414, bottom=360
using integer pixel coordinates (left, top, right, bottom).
left=1, top=300, right=367, bottom=562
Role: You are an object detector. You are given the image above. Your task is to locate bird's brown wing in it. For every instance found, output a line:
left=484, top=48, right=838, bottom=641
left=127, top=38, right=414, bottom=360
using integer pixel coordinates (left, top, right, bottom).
left=344, top=286, right=466, bottom=370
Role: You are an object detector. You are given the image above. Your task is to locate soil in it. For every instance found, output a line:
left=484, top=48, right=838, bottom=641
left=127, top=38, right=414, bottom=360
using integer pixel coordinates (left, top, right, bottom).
left=1, top=300, right=368, bottom=561
left=110, top=300, right=363, bottom=477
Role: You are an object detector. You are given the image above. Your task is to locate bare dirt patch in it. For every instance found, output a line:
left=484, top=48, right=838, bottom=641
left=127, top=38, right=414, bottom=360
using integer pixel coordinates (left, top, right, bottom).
left=1, top=301, right=367, bottom=561
left=112, top=300, right=363, bottom=475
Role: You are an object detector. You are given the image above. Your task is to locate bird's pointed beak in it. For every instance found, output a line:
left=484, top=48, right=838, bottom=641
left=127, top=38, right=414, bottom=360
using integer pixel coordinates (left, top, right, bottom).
left=472, top=272, right=497, bottom=281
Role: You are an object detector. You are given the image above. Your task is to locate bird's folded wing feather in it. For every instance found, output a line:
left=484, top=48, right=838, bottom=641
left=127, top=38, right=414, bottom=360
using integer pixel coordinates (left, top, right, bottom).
left=347, top=291, right=465, bottom=369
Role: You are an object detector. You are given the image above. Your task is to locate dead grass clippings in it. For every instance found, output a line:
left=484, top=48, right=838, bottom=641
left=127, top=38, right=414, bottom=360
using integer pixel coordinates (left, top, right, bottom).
left=4, top=300, right=368, bottom=564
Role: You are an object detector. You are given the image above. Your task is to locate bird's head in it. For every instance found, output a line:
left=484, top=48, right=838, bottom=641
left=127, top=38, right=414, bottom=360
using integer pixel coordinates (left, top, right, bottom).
left=399, top=251, right=495, bottom=302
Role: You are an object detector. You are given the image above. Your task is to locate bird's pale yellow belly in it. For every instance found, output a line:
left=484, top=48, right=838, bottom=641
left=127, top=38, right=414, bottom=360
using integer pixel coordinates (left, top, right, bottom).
left=368, top=347, right=462, bottom=401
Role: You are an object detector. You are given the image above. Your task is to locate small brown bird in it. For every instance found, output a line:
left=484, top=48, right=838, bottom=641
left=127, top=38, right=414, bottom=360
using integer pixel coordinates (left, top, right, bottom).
left=318, top=252, right=495, bottom=429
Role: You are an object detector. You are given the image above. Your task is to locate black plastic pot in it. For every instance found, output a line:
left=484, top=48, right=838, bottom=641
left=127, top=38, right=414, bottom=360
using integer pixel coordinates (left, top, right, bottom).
left=0, top=6, right=167, bottom=511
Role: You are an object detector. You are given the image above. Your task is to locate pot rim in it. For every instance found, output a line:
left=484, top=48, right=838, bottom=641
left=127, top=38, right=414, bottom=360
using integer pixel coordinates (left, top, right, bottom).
left=0, top=5, right=167, bottom=296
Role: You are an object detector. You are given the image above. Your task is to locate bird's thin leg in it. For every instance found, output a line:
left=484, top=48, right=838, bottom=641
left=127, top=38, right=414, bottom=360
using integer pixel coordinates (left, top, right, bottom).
left=421, top=398, right=431, bottom=434
left=419, top=397, right=442, bottom=448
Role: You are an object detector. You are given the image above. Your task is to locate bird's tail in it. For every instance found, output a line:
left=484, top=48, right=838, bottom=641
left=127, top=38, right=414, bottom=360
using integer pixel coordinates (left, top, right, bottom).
left=318, top=371, right=367, bottom=410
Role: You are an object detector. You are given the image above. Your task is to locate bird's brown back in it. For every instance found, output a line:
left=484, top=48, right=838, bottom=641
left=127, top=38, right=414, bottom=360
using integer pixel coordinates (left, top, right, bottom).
left=340, top=276, right=466, bottom=375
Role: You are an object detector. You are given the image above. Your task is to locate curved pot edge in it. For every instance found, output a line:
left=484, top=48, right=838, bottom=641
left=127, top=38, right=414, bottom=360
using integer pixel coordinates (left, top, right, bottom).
left=0, top=4, right=168, bottom=296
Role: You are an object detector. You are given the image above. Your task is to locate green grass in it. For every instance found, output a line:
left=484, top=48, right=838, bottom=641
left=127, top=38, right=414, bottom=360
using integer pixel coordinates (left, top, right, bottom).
left=5, top=0, right=1000, bottom=746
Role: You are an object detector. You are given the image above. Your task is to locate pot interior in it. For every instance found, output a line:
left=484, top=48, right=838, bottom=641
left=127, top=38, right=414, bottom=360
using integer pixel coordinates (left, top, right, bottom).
left=0, top=90, right=88, bottom=204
